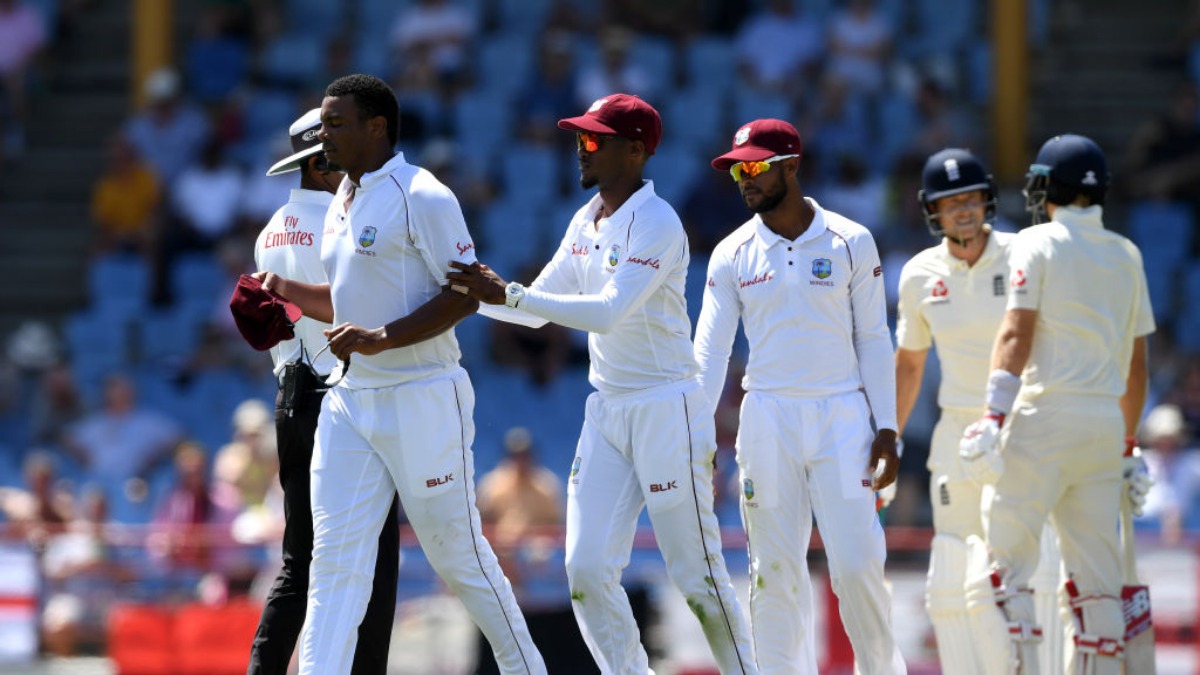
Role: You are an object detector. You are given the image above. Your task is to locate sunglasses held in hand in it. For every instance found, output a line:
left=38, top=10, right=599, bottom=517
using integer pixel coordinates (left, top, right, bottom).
left=729, top=154, right=800, bottom=182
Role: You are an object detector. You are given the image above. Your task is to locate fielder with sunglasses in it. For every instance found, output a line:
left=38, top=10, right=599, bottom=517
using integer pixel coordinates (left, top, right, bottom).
left=694, top=119, right=906, bottom=674
left=447, top=94, right=757, bottom=675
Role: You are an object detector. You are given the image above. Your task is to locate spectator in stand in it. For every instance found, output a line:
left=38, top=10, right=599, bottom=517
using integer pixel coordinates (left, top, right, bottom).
left=62, top=373, right=183, bottom=521
left=212, top=399, right=277, bottom=509
left=184, top=4, right=251, bottom=105
left=90, top=133, right=161, bottom=258
left=735, top=0, right=824, bottom=93
left=1122, top=81, right=1200, bottom=205
left=168, top=136, right=246, bottom=251
left=28, top=362, right=85, bottom=447
left=798, top=74, right=871, bottom=177
left=817, top=153, right=887, bottom=235
left=389, top=0, right=478, bottom=88
left=0, top=451, right=72, bottom=547
left=827, top=0, right=893, bottom=97
left=477, top=427, right=564, bottom=559
left=575, top=27, right=655, bottom=108
left=606, top=0, right=701, bottom=44
left=909, top=79, right=978, bottom=159
left=516, top=31, right=579, bottom=143
left=147, top=440, right=241, bottom=575
left=123, top=67, right=210, bottom=186
left=1138, top=403, right=1200, bottom=543
left=1166, top=356, right=1200, bottom=435
left=0, top=0, right=45, bottom=160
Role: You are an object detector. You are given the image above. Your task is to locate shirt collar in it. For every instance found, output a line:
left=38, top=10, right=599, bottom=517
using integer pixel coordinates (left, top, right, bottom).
left=1052, top=204, right=1104, bottom=229
left=752, top=196, right=828, bottom=248
left=290, top=188, right=333, bottom=206
left=356, top=152, right=408, bottom=189
left=585, top=180, right=657, bottom=228
left=937, top=226, right=1000, bottom=270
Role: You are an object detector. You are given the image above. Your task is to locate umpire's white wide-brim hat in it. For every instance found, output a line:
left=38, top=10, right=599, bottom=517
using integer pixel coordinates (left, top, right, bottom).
left=266, top=108, right=324, bottom=176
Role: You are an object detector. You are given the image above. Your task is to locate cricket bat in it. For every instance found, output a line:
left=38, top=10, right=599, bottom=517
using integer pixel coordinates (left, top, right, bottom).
left=1121, top=500, right=1156, bottom=673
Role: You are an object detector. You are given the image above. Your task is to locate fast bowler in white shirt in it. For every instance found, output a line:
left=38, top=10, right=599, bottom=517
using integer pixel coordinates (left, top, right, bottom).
left=957, top=134, right=1155, bottom=675
left=255, top=75, right=545, bottom=675
left=694, top=119, right=906, bottom=675
left=447, top=93, right=757, bottom=675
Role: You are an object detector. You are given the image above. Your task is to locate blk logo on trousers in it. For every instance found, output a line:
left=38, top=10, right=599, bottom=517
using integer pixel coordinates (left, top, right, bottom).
left=426, top=473, right=454, bottom=488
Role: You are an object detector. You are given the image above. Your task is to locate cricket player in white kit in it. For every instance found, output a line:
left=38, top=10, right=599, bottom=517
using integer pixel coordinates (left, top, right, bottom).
left=958, top=134, right=1155, bottom=675
left=447, top=93, right=757, bottom=675
left=896, top=148, right=1071, bottom=673
left=694, top=118, right=906, bottom=675
left=256, top=75, right=545, bottom=675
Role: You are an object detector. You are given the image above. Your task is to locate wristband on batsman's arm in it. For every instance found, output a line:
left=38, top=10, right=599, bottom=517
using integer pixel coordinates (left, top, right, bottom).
left=984, top=369, right=1021, bottom=416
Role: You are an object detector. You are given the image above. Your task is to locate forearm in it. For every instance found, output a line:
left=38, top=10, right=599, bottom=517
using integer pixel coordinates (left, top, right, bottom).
left=1120, top=336, right=1149, bottom=437
left=274, top=279, right=334, bottom=323
left=379, top=288, right=478, bottom=350
left=991, top=309, right=1036, bottom=377
left=894, top=348, right=927, bottom=435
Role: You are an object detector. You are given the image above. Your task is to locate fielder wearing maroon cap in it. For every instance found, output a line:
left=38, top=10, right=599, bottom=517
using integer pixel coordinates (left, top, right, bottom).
left=229, top=273, right=303, bottom=351
left=711, top=118, right=803, bottom=170
left=558, top=93, right=662, bottom=154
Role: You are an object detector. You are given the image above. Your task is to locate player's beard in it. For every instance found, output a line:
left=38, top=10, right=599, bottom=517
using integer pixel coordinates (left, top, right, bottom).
left=744, top=182, right=786, bottom=214
left=580, top=173, right=598, bottom=190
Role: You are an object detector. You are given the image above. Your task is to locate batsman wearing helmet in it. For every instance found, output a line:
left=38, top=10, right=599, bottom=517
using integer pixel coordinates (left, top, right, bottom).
left=957, top=134, right=1155, bottom=675
left=896, top=148, right=1076, bottom=673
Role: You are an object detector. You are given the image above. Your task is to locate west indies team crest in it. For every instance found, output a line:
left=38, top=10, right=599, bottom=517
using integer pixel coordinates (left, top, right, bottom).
left=812, top=258, right=832, bottom=279
left=607, top=244, right=621, bottom=267
left=570, top=456, right=582, bottom=476
left=359, top=225, right=377, bottom=248
left=742, top=478, right=755, bottom=500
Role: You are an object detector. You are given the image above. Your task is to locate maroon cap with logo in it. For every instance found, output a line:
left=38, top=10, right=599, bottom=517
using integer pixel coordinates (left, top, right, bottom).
left=229, top=274, right=303, bottom=351
left=558, top=93, right=662, bottom=155
left=711, top=119, right=803, bottom=170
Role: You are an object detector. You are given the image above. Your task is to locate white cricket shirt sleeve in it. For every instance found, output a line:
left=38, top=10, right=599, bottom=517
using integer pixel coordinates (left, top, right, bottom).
left=1005, top=232, right=1046, bottom=312
left=849, top=232, right=898, bottom=431
left=409, top=182, right=479, bottom=283
left=1128, top=244, right=1156, bottom=338
left=519, top=213, right=684, bottom=334
left=694, top=241, right=742, bottom=416
left=894, top=258, right=932, bottom=352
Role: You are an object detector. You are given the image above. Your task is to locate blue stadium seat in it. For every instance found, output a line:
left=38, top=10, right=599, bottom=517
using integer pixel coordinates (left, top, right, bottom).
left=1175, top=265, right=1200, bottom=351
left=285, top=0, right=344, bottom=40
left=644, top=145, right=699, bottom=206
left=478, top=34, right=535, bottom=98
left=1127, top=200, right=1195, bottom=274
left=453, top=89, right=512, bottom=167
left=494, top=0, right=551, bottom=36
left=731, top=86, right=793, bottom=130
left=135, top=309, right=201, bottom=370
left=683, top=36, right=736, bottom=95
left=260, top=32, right=325, bottom=86
left=357, top=0, right=408, bottom=33
left=663, top=87, right=725, bottom=150
left=65, top=309, right=130, bottom=396
left=628, top=35, right=677, bottom=95
left=88, top=254, right=151, bottom=321
left=241, top=89, right=299, bottom=144
left=478, top=198, right=555, bottom=272
left=170, top=252, right=228, bottom=320
left=500, top=143, right=559, bottom=204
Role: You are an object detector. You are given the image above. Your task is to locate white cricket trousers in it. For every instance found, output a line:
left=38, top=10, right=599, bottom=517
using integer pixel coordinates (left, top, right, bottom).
left=736, top=390, right=906, bottom=675
left=987, top=396, right=1125, bottom=675
left=298, top=368, right=546, bottom=675
left=564, top=379, right=757, bottom=675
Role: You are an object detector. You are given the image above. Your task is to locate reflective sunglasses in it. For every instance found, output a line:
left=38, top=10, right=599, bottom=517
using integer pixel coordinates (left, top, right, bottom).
left=729, top=154, right=800, bottom=182
left=576, top=132, right=618, bottom=153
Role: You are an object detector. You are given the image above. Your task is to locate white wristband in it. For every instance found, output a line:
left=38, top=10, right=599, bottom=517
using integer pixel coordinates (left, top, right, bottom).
left=985, top=369, right=1021, bottom=415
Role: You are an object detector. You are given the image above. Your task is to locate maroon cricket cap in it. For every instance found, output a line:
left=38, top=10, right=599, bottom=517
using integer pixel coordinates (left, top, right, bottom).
left=229, top=274, right=303, bottom=351
left=558, top=93, right=662, bottom=155
left=711, top=119, right=803, bottom=170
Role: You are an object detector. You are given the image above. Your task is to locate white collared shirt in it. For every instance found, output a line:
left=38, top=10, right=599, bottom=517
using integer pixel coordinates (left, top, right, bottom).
left=1006, top=205, right=1155, bottom=401
left=321, top=152, right=479, bottom=389
left=516, top=180, right=697, bottom=396
left=255, top=188, right=338, bottom=376
left=895, top=230, right=1014, bottom=412
left=695, top=197, right=897, bottom=430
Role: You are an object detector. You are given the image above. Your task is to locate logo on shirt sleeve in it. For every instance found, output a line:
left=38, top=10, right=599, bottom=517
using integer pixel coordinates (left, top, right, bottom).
left=1011, top=269, right=1026, bottom=287
left=931, top=278, right=949, bottom=301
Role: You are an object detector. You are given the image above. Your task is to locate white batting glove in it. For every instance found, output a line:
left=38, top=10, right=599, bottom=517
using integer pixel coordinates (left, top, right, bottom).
left=1122, top=442, right=1153, bottom=517
left=959, top=412, right=1005, bottom=485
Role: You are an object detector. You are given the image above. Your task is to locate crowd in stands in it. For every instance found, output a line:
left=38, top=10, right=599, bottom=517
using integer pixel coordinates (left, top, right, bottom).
left=1, top=0, right=1199, bottom=659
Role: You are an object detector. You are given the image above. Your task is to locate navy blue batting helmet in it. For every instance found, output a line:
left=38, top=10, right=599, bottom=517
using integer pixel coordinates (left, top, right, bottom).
left=1023, top=134, right=1109, bottom=224
left=917, top=148, right=996, bottom=237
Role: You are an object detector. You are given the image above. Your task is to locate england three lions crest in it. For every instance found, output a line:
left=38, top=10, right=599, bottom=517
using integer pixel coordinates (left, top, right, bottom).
left=811, top=258, right=832, bottom=279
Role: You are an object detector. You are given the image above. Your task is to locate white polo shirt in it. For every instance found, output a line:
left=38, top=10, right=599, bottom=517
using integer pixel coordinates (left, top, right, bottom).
left=1007, top=205, right=1155, bottom=401
left=695, top=197, right=897, bottom=431
left=322, top=152, right=479, bottom=389
left=515, top=180, right=697, bottom=397
left=255, top=188, right=338, bottom=377
left=895, top=230, right=1014, bottom=412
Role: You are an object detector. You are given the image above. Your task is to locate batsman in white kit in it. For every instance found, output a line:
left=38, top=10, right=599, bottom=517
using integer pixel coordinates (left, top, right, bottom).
left=255, top=75, right=546, bottom=675
left=447, top=93, right=758, bottom=675
left=694, top=118, right=906, bottom=675
left=957, top=134, right=1155, bottom=675
left=895, top=148, right=1077, bottom=673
